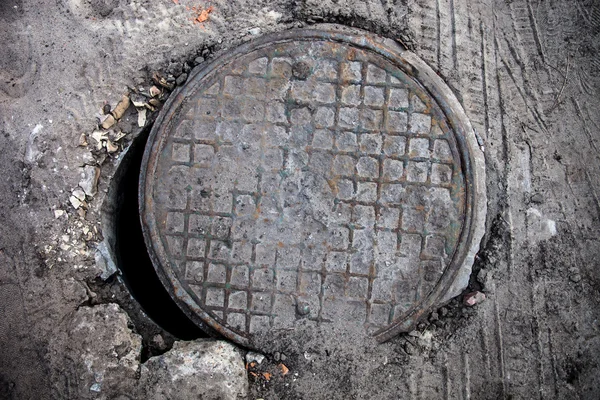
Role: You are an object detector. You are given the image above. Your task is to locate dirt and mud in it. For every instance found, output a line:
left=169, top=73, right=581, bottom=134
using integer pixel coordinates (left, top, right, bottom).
left=1, top=0, right=600, bottom=399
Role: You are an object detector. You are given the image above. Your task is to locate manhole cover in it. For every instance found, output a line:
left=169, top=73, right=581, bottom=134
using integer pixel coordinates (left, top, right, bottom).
left=140, top=27, right=486, bottom=348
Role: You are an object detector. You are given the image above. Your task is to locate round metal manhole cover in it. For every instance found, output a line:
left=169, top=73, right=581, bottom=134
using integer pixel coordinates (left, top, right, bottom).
left=140, top=28, right=486, bottom=349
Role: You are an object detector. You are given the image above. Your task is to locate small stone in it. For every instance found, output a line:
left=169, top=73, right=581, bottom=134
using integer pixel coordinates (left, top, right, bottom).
left=106, top=140, right=119, bottom=153
left=463, top=291, right=486, bottom=306
left=100, top=114, right=116, bottom=129
left=90, top=383, right=101, bottom=393
left=280, top=353, right=287, bottom=361
left=183, top=62, right=191, bottom=73
left=102, top=103, right=111, bottom=115
left=429, top=312, right=439, bottom=322
left=149, top=86, right=162, bottom=97
left=78, top=133, right=88, bottom=147
left=273, top=352, right=280, bottom=362
left=72, top=188, right=86, bottom=201
left=246, top=351, right=265, bottom=365
left=167, top=62, right=183, bottom=76
left=248, top=27, right=261, bottom=35
left=194, top=56, right=205, bottom=65
left=151, top=334, right=167, bottom=351
left=54, top=209, right=65, bottom=218
left=79, top=165, right=100, bottom=197
left=404, top=342, right=415, bottom=355
left=439, top=307, right=448, bottom=317
left=202, top=48, right=209, bottom=56
left=296, top=301, right=310, bottom=315
left=176, top=73, right=188, bottom=86
left=69, top=196, right=82, bottom=209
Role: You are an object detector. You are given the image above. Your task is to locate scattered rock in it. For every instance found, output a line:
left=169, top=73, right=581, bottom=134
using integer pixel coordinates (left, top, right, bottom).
left=151, top=334, right=168, bottom=352
left=54, top=209, right=65, bottom=218
left=149, top=85, right=162, bottom=97
left=194, top=56, right=205, bottom=65
left=167, top=61, right=183, bottom=76
left=111, top=94, right=130, bottom=120
left=78, top=133, right=88, bottom=147
left=100, top=113, right=117, bottom=129
left=137, top=108, right=147, bottom=127
left=48, top=304, right=143, bottom=399
left=464, top=291, right=486, bottom=306
left=79, top=165, right=100, bottom=197
left=246, top=351, right=266, bottom=365
left=140, top=340, right=247, bottom=400
left=248, top=27, right=261, bottom=35
left=106, top=140, right=119, bottom=153
left=176, top=73, right=188, bottom=86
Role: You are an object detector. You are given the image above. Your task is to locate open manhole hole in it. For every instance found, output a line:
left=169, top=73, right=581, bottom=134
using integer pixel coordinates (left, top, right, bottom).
left=139, top=27, right=486, bottom=350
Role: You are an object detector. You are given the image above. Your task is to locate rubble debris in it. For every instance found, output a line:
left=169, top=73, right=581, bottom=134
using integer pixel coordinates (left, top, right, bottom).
left=152, top=73, right=174, bottom=90
left=78, top=133, right=88, bottom=147
left=137, top=108, right=147, bottom=127
left=248, top=27, right=261, bottom=35
left=463, top=291, right=486, bottom=306
left=246, top=351, right=265, bottom=365
left=106, top=140, right=119, bottom=153
left=139, top=340, right=247, bottom=400
left=54, top=209, right=65, bottom=219
left=193, top=6, right=213, bottom=24
left=100, top=113, right=117, bottom=129
left=176, top=73, right=188, bottom=86
left=79, top=165, right=100, bottom=197
left=149, top=85, right=162, bottom=97
left=111, top=94, right=131, bottom=120
left=279, top=363, right=289, bottom=376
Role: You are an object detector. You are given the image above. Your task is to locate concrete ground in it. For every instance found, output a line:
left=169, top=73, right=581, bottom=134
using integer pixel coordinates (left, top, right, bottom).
left=1, top=0, right=599, bottom=399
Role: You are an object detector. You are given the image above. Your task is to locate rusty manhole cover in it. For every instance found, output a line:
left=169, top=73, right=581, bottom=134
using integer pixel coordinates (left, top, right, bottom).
left=140, top=27, right=486, bottom=348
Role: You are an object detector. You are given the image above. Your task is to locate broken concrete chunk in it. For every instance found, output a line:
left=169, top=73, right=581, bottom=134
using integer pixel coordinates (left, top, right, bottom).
left=463, top=291, right=486, bottom=306
left=48, top=304, right=142, bottom=399
left=246, top=351, right=265, bottom=365
left=111, top=94, right=130, bottom=120
left=106, top=140, right=119, bottom=153
left=78, top=133, right=88, bottom=147
left=69, top=195, right=82, bottom=209
left=100, top=114, right=116, bottom=129
left=54, top=209, right=65, bottom=218
left=137, top=108, right=147, bottom=127
left=79, top=165, right=100, bottom=197
left=72, top=188, right=86, bottom=201
left=149, top=85, right=162, bottom=97
left=140, top=340, right=247, bottom=400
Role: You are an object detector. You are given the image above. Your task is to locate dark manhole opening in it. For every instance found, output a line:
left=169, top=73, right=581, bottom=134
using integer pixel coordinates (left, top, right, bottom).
left=108, top=127, right=205, bottom=341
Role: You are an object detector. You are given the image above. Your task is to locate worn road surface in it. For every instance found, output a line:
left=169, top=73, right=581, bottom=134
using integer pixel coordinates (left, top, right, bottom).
left=1, top=0, right=599, bottom=399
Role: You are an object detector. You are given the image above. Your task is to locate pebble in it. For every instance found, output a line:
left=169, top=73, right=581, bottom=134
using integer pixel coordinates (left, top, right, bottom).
left=79, top=165, right=100, bottom=197
left=248, top=27, right=261, bottom=35
left=54, top=209, right=65, bottom=219
left=176, top=73, right=188, bottom=86
left=246, top=351, right=265, bottom=365
left=167, top=62, right=183, bottom=76
left=194, top=56, right=205, bottom=65
left=464, top=291, right=486, bottom=306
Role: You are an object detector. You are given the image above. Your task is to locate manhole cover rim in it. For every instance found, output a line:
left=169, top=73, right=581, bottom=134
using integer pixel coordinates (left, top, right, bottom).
left=139, top=26, right=487, bottom=347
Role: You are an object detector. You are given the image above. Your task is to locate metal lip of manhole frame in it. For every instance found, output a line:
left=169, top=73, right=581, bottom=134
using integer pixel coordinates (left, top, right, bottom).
left=139, top=26, right=487, bottom=348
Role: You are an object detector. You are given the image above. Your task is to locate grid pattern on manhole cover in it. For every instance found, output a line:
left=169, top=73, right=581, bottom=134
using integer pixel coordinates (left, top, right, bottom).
left=142, top=31, right=470, bottom=346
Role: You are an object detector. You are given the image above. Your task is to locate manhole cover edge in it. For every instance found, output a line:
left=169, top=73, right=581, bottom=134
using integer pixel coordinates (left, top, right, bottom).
left=139, top=25, right=487, bottom=347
